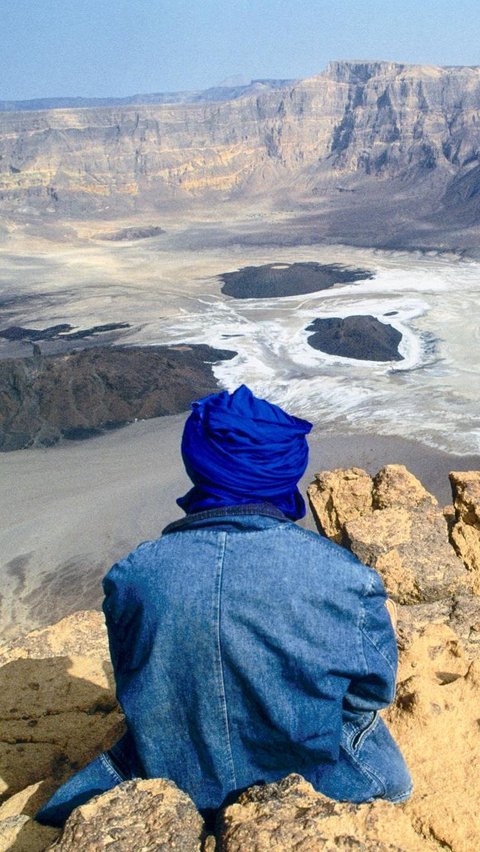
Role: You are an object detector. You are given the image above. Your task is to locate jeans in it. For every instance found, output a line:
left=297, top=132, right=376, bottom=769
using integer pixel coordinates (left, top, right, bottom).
left=37, top=714, right=411, bottom=827
left=36, top=733, right=141, bottom=828
left=309, top=711, right=412, bottom=804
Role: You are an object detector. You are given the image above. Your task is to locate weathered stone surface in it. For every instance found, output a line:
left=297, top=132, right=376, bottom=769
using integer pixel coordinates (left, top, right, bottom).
left=449, top=471, right=480, bottom=588
left=0, top=612, right=123, bottom=802
left=0, top=611, right=110, bottom=665
left=373, top=465, right=437, bottom=510
left=51, top=779, right=205, bottom=851
left=0, top=780, right=60, bottom=850
left=0, top=812, right=59, bottom=852
left=307, top=467, right=373, bottom=543
left=217, top=774, right=434, bottom=851
left=309, top=465, right=470, bottom=603
left=450, top=471, right=480, bottom=526
left=397, top=594, right=480, bottom=659
left=386, top=625, right=480, bottom=852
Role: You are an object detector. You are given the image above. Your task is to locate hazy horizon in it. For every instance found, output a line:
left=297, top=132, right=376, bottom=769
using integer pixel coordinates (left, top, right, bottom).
left=2, top=0, right=480, bottom=101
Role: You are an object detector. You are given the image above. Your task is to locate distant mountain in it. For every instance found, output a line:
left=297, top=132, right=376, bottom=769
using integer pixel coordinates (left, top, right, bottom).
left=0, top=79, right=295, bottom=112
left=1, top=61, right=480, bottom=247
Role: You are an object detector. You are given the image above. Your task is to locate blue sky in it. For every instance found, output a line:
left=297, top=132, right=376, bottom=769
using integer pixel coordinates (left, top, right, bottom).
left=2, top=0, right=480, bottom=100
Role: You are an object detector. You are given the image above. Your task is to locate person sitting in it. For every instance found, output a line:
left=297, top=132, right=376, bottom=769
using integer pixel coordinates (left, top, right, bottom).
left=37, top=384, right=411, bottom=828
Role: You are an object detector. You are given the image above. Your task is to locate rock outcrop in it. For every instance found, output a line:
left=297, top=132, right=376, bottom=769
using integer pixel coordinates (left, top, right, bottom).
left=217, top=774, right=437, bottom=851
left=306, top=315, right=403, bottom=362
left=0, top=611, right=123, bottom=814
left=307, top=464, right=472, bottom=603
left=0, top=466, right=479, bottom=850
left=1, top=62, right=480, bottom=237
left=220, top=262, right=373, bottom=299
left=52, top=779, right=205, bottom=851
left=0, top=344, right=235, bottom=451
left=449, top=471, right=480, bottom=587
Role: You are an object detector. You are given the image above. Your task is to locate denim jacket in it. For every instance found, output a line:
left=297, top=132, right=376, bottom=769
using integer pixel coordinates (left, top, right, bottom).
left=102, top=504, right=398, bottom=812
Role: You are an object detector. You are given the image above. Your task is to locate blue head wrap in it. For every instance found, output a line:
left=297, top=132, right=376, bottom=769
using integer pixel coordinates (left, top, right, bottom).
left=177, top=384, right=312, bottom=520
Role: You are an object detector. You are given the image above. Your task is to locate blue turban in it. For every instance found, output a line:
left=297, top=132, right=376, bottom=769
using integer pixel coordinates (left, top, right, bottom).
left=177, top=385, right=312, bottom=520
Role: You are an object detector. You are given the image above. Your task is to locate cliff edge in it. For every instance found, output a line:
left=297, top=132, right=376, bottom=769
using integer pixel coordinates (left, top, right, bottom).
left=0, top=465, right=479, bottom=850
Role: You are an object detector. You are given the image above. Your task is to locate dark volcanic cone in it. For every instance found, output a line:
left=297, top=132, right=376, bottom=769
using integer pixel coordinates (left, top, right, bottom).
left=221, top=262, right=373, bottom=299
left=306, top=315, right=403, bottom=361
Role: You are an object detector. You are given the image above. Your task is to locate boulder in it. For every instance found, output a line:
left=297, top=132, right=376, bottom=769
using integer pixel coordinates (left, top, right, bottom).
left=385, top=625, right=480, bottom=851
left=0, top=813, right=59, bottom=852
left=449, top=471, right=480, bottom=589
left=0, top=612, right=124, bottom=801
left=217, top=773, right=435, bottom=851
left=50, top=779, right=205, bottom=851
left=0, top=781, right=61, bottom=850
left=307, top=467, right=373, bottom=543
left=308, top=465, right=470, bottom=603
left=397, top=594, right=480, bottom=659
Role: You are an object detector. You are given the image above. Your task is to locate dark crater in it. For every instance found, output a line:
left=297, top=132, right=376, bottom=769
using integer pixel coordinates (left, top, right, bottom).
left=97, top=226, right=165, bottom=241
left=220, top=262, right=373, bottom=299
left=306, top=315, right=403, bottom=362
left=0, top=344, right=235, bottom=452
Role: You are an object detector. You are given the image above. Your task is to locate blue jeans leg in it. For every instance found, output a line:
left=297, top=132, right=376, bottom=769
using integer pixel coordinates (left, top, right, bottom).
left=36, top=732, right=143, bottom=827
left=309, top=712, right=413, bottom=804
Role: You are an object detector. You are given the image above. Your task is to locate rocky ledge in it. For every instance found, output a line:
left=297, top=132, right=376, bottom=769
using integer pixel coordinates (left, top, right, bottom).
left=0, top=344, right=235, bottom=451
left=0, top=465, right=478, bottom=850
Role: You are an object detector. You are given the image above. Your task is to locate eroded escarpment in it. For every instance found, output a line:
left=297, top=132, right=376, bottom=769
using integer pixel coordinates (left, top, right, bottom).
left=0, top=466, right=478, bottom=849
left=0, top=344, right=235, bottom=451
left=2, top=62, right=480, bottom=246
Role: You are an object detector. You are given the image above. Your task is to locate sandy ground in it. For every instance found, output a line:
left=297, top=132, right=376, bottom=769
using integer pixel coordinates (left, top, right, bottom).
left=1, top=415, right=479, bottom=641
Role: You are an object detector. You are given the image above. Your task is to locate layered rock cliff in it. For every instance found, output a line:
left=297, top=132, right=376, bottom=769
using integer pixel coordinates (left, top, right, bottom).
left=1, top=61, right=480, bottom=231
left=0, top=465, right=479, bottom=850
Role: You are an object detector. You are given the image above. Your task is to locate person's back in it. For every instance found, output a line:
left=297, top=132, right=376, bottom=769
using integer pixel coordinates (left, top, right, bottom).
left=37, top=385, right=411, bottom=828
left=104, top=503, right=405, bottom=811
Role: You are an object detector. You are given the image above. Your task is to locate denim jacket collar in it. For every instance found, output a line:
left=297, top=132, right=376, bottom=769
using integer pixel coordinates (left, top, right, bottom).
left=162, top=502, right=290, bottom=535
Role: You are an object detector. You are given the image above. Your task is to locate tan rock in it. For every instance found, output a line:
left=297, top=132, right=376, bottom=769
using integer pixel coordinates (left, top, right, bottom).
left=397, top=594, right=480, bottom=659
left=451, top=522, right=480, bottom=576
left=345, top=506, right=413, bottom=557
left=307, top=467, right=373, bottom=543
left=0, top=611, right=110, bottom=666
left=373, top=464, right=438, bottom=510
left=309, top=466, right=470, bottom=603
left=51, top=778, right=205, bottom=851
left=386, top=624, right=480, bottom=852
left=0, top=812, right=59, bottom=852
left=449, top=472, right=480, bottom=586
left=218, top=774, right=436, bottom=851
left=0, top=779, right=57, bottom=820
left=0, top=612, right=124, bottom=801
left=450, top=471, right=480, bottom=526
left=375, top=551, right=420, bottom=604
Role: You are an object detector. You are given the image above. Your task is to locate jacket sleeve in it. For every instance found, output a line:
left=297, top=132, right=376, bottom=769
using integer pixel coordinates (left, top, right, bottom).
left=102, top=553, right=150, bottom=676
left=344, top=568, right=398, bottom=712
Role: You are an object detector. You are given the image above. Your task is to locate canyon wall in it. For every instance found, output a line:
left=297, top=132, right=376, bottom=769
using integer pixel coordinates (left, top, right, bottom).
left=1, top=62, right=480, bottom=223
